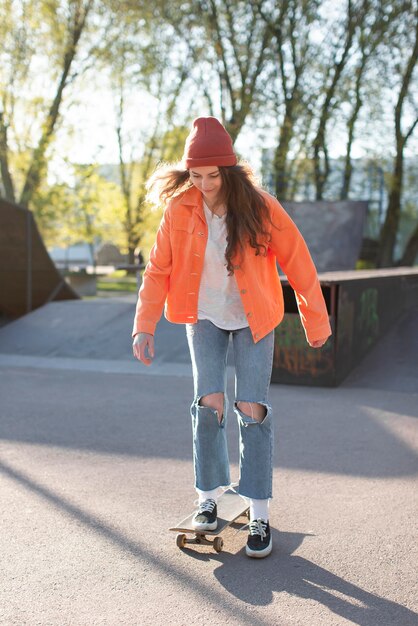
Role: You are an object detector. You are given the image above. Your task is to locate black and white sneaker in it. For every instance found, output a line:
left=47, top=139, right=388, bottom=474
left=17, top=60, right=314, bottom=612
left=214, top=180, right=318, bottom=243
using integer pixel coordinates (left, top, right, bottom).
left=192, top=498, right=218, bottom=531
left=246, top=519, right=272, bottom=558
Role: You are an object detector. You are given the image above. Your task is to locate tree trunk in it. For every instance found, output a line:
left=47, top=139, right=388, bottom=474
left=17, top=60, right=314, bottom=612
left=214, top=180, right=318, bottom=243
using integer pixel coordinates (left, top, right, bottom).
left=377, top=149, right=403, bottom=267
left=341, top=55, right=365, bottom=200
left=0, top=112, right=15, bottom=202
left=397, top=220, right=418, bottom=266
left=340, top=90, right=361, bottom=200
left=313, top=116, right=327, bottom=200
left=274, top=102, right=295, bottom=199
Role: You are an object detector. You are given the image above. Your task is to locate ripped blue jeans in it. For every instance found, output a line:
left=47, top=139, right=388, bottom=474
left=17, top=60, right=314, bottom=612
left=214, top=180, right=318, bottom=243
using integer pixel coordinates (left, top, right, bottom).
left=186, top=320, right=274, bottom=500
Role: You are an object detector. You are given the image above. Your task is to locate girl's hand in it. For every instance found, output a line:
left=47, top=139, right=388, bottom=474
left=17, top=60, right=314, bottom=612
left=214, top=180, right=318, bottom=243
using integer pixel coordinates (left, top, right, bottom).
left=308, top=337, right=329, bottom=349
left=133, top=332, right=155, bottom=365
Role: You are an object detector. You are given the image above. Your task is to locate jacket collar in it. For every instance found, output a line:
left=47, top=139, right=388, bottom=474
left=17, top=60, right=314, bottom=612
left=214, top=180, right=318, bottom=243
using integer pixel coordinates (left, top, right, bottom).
left=174, top=186, right=205, bottom=222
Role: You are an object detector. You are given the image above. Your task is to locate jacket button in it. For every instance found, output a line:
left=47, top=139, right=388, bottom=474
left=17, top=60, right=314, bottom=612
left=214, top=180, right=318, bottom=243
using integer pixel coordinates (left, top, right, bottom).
left=247, top=312, right=252, bottom=317
left=233, top=264, right=240, bottom=270
left=198, top=231, right=204, bottom=236
left=240, top=289, right=247, bottom=294
left=254, top=333, right=258, bottom=339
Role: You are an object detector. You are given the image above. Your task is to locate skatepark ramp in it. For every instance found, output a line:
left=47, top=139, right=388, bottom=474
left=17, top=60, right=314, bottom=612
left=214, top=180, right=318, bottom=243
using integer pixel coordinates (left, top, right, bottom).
left=0, top=297, right=192, bottom=367
left=1, top=194, right=417, bottom=387
left=273, top=268, right=418, bottom=386
left=0, top=291, right=417, bottom=391
left=0, top=197, right=78, bottom=320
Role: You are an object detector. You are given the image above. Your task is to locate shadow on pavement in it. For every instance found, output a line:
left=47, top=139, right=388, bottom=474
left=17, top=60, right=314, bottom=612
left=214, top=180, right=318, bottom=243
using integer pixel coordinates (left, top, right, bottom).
left=0, top=457, right=264, bottom=626
left=0, top=367, right=417, bottom=479
left=154, top=525, right=418, bottom=626
left=2, top=456, right=417, bottom=626
left=212, top=532, right=418, bottom=626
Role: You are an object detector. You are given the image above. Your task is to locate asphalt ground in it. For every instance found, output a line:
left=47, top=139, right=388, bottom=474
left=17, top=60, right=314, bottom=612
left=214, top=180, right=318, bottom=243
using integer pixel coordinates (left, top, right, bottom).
left=0, top=299, right=417, bottom=625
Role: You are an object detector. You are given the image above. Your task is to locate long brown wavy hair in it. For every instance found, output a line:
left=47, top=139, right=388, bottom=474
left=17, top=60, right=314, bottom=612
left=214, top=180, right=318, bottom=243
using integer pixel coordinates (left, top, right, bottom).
left=146, top=161, right=275, bottom=274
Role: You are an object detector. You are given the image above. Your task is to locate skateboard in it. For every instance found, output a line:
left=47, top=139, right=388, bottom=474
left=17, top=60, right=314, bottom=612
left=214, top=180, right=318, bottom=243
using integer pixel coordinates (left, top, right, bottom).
left=169, top=489, right=249, bottom=553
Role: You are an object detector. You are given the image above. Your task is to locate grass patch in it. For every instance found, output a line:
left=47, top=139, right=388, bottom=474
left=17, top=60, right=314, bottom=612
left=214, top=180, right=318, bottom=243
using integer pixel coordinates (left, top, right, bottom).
left=97, top=281, right=138, bottom=293
left=106, top=269, right=131, bottom=278
left=97, top=271, right=139, bottom=293
left=355, top=260, right=377, bottom=270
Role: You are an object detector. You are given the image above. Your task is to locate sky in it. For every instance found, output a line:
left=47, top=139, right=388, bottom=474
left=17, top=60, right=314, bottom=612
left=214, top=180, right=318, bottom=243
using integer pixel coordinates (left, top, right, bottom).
left=50, top=84, right=377, bottom=185
left=5, top=0, right=417, bottom=189
left=46, top=51, right=418, bottom=186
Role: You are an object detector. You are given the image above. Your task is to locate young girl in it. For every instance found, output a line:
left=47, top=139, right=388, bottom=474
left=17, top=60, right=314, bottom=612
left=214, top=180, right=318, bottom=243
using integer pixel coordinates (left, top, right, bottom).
left=132, top=117, right=331, bottom=558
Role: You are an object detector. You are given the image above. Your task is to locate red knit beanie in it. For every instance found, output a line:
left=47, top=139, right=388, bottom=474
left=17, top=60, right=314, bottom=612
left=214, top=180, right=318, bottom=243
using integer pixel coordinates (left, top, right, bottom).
left=183, top=117, right=237, bottom=168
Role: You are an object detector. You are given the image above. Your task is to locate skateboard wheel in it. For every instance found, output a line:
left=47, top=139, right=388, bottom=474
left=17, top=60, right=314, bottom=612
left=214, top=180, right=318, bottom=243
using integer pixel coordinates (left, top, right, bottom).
left=176, top=533, right=187, bottom=548
left=213, top=537, right=223, bottom=553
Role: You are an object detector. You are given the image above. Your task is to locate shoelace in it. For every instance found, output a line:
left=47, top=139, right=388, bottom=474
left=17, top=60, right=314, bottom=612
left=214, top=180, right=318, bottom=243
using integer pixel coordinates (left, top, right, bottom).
left=197, top=498, right=216, bottom=513
left=248, top=519, right=268, bottom=539
left=235, top=518, right=268, bottom=539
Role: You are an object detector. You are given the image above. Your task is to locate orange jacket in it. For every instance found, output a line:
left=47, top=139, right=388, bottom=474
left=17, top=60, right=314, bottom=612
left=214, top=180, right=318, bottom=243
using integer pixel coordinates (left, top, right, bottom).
left=132, top=186, right=331, bottom=343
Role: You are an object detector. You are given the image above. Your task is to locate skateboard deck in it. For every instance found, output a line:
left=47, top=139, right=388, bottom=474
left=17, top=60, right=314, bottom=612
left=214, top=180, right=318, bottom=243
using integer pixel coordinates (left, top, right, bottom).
left=170, top=489, right=249, bottom=552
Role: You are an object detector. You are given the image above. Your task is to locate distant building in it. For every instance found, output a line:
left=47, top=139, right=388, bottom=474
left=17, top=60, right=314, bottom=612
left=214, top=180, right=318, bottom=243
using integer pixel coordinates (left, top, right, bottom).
left=95, top=242, right=126, bottom=265
left=49, top=243, right=95, bottom=268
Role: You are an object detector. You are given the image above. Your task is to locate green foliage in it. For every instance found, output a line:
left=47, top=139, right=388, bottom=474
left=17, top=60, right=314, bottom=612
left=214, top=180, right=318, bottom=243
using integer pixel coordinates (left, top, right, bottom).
left=1, top=0, right=417, bottom=267
left=32, top=163, right=126, bottom=250
left=97, top=274, right=138, bottom=293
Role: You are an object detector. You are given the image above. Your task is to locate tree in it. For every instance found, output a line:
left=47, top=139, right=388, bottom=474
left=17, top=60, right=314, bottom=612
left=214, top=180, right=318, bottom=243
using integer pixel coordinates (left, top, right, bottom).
left=340, top=0, right=397, bottom=200
left=312, top=0, right=359, bottom=200
left=0, top=0, right=34, bottom=203
left=0, top=0, right=99, bottom=208
left=257, top=0, right=321, bottom=199
left=201, top=0, right=272, bottom=140
left=20, top=0, right=96, bottom=208
left=103, top=6, right=192, bottom=263
left=34, top=164, right=126, bottom=253
left=160, top=0, right=272, bottom=141
left=377, top=0, right=418, bottom=266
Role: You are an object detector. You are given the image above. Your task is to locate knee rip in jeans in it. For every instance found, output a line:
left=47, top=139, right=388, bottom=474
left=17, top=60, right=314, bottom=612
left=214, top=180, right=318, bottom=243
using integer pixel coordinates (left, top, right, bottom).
left=198, top=393, right=224, bottom=425
left=236, top=401, right=268, bottom=424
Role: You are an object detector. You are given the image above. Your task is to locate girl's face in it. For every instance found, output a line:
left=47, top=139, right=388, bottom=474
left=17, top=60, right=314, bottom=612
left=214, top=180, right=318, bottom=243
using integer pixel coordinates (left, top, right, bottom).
left=189, top=166, right=223, bottom=204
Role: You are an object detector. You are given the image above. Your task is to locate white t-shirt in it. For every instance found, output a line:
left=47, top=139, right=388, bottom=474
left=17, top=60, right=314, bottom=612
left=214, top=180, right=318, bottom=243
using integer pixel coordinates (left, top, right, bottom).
left=197, top=202, right=249, bottom=330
